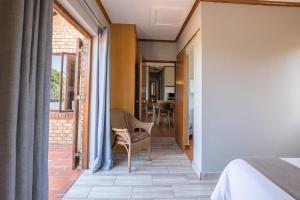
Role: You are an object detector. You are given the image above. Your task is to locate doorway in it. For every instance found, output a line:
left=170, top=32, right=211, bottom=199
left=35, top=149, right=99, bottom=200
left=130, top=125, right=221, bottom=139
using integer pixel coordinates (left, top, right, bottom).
left=48, top=3, right=91, bottom=200
left=185, top=46, right=195, bottom=161
left=175, top=45, right=195, bottom=161
left=136, top=61, right=176, bottom=137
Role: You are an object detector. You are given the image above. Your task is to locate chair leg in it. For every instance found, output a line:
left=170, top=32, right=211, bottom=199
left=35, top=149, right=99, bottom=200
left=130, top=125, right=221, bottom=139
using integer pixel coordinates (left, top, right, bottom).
left=147, top=147, right=151, bottom=161
left=128, top=145, right=132, bottom=173
left=112, top=137, right=116, bottom=149
left=168, top=113, right=171, bottom=127
left=157, top=111, right=160, bottom=127
left=172, top=111, right=175, bottom=125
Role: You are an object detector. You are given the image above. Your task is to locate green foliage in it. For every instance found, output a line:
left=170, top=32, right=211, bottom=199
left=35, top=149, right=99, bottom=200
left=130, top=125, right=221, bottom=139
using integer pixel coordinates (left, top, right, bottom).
left=51, top=69, right=60, bottom=99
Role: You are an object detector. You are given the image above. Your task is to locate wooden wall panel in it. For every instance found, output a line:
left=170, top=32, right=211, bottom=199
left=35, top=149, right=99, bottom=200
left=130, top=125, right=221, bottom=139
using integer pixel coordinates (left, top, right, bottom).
left=175, top=50, right=188, bottom=150
left=110, top=24, right=137, bottom=114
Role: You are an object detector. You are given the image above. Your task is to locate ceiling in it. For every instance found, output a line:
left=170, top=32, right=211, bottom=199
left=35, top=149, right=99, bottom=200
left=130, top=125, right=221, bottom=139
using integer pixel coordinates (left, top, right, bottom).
left=149, top=66, right=164, bottom=73
left=101, top=0, right=196, bottom=40
left=100, top=0, right=300, bottom=40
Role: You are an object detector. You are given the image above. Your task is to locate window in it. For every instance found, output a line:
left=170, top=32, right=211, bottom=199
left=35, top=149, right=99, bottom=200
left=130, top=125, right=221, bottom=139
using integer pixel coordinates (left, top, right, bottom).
left=50, top=53, right=76, bottom=111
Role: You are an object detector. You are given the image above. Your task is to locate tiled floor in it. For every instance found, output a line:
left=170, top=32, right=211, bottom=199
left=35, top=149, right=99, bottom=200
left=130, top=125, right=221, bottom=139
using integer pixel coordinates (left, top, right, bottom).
left=151, top=122, right=175, bottom=137
left=49, top=145, right=82, bottom=200
left=143, top=111, right=175, bottom=138
left=63, top=137, right=217, bottom=200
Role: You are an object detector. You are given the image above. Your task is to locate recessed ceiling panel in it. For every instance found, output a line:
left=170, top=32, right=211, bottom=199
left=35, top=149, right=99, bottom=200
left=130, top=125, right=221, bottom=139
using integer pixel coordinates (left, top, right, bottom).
left=151, top=7, right=188, bottom=27
left=101, top=0, right=196, bottom=40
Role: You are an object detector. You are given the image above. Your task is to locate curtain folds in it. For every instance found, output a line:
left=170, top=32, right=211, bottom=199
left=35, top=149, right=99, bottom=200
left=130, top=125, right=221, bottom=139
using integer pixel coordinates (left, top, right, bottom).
left=89, top=27, right=112, bottom=172
left=0, top=0, right=52, bottom=200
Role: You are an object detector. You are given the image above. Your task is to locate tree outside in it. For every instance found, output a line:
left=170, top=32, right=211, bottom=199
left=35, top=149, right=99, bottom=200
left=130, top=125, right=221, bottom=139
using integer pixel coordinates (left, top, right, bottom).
left=51, top=68, right=60, bottom=101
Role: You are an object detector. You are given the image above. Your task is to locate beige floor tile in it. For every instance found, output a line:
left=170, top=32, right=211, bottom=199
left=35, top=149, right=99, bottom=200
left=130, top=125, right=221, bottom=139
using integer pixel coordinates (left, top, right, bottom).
left=63, top=137, right=217, bottom=199
left=152, top=175, right=189, bottom=186
left=173, top=185, right=212, bottom=198
left=88, top=186, right=132, bottom=199
left=63, top=186, right=92, bottom=199
left=135, top=165, right=169, bottom=175
left=74, top=175, right=116, bottom=186
left=115, top=175, right=152, bottom=186
left=132, top=186, right=174, bottom=199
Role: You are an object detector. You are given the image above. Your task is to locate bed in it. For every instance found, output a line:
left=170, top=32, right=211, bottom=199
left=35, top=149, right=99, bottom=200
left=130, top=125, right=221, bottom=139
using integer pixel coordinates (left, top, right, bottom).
left=211, top=158, right=300, bottom=200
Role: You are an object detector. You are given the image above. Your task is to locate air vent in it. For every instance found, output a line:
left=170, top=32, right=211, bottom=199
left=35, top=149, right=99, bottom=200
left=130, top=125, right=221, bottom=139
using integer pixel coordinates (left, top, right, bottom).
left=151, top=7, right=188, bottom=27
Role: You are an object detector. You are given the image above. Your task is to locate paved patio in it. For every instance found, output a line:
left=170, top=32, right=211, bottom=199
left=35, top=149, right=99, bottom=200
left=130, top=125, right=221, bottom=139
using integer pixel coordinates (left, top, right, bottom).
left=63, top=137, right=217, bottom=200
left=49, top=145, right=82, bottom=200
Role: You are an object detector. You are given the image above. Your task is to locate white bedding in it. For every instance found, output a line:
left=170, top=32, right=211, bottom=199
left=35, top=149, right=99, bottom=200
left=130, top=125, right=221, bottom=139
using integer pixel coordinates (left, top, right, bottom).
left=211, top=158, right=300, bottom=200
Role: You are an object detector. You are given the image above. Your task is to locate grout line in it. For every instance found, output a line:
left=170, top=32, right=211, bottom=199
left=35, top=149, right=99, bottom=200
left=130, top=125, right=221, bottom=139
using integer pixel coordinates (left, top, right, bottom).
left=113, top=175, right=117, bottom=185
left=86, top=185, right=94, bottom=199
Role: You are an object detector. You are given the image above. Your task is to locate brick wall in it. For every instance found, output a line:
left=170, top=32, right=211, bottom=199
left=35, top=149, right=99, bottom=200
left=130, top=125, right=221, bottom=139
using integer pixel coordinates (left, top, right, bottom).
left=52, top=10, right=83, bottom=54
left=50, top=9, right=88, bottom=146
left=49, top=112, right=74, bottom=145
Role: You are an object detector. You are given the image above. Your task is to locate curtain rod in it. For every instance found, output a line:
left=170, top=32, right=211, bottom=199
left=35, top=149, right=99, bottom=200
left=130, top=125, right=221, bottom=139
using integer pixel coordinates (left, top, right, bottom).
left=82, top=0, right=105, bottom=30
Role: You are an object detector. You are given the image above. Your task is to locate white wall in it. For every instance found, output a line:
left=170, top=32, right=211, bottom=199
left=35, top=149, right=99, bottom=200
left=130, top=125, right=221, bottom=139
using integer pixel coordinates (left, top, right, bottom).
left=201, top=2, right=300, bottom=172
left=163, top=67, right=175, bottom=100
left=139, top=41, right=177, bottom=61
left=190, top=35, right=203, bottom=175
left=164, top=67, right=175, bottom=86
left=177, top=2, right=300, bottom=173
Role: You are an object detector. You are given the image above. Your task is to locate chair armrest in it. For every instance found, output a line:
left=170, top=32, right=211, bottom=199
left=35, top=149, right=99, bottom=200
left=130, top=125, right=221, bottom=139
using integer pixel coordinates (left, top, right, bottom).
left=127, top=115, right=153, bottom=135
left=112, top=128, right=127, bottom=132
left=112, top=128, right=131, bottom=143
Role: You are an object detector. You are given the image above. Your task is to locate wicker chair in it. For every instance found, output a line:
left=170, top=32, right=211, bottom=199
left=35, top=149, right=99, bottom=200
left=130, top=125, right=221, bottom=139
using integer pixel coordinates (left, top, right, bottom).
left=111, top=109, right=153, bottom=172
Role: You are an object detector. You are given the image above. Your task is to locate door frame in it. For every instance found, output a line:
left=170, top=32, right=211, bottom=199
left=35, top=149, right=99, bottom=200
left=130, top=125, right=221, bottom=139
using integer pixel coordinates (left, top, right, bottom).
left=136, top=55, right=143, bottom=120
left=175, top=28, right=200, bottom=152
left=175, top=51, right=188, bottom=150
left=54, top=1, right=92, bottom=169
left=72, top=39, right=83, bottom=170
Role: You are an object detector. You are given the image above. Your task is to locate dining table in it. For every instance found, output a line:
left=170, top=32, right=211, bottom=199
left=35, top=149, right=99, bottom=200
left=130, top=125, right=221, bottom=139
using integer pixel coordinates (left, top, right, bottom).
left=148, top=100, right=175, bottom=125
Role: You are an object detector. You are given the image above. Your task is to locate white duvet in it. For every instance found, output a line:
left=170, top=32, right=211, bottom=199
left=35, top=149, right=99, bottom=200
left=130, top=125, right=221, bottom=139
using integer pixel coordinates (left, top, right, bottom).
left=211, top=158, right=300, bottom=200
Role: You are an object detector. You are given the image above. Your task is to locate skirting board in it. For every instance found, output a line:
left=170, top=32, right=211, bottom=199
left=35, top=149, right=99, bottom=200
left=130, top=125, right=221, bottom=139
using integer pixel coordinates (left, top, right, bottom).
left=200, top=172, right=222, bottom=180
left=192, top=161, right=201, bottom=178
left=192, top=161, right=222, bottom=180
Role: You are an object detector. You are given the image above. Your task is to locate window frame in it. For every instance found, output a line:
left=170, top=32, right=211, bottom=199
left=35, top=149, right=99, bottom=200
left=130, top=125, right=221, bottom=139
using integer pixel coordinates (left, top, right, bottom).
left=50, top=52, right=76, bottom=113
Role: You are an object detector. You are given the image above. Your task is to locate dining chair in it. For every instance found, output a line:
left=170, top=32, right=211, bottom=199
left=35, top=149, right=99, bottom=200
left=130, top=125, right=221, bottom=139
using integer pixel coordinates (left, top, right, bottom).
left=156, top=100, right=172, bottom=127
left=145, top=101, right=154, bottom=122
left=169, top=101, right=175, bottom=125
